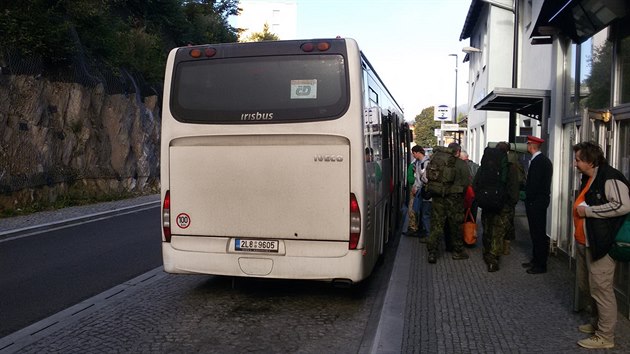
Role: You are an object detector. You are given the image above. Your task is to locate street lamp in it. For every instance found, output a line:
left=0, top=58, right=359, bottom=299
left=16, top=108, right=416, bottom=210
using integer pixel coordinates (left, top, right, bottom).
left=448, top=54, right=458, bottom=123
left=462, top=46, right=482, bottom=54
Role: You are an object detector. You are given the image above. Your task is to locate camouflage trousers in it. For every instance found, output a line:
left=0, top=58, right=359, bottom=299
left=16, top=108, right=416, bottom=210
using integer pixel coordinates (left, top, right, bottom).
left=426, top=194, right=464, bottom=254
left=481, top=205, right=513, bottom=264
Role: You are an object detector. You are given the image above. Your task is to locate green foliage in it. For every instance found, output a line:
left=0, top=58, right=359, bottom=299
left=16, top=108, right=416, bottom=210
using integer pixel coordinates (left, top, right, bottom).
left=243, top=22, right=279, bottom=42
left=0, top=0, right=240, bottom=85
left=413, top=106, right=442, bottom=147
left=112, top=28, right=166, bottom=83
left=583, top=40, right=612, bottom=109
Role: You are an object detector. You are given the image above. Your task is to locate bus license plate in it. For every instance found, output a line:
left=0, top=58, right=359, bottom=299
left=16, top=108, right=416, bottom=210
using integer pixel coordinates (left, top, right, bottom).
left=235, top=239, right=279, bottom=253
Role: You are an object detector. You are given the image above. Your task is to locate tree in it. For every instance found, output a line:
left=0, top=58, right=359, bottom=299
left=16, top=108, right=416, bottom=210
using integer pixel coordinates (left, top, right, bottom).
left=242, top=22, right=279, bottom=42
left=413, top=106, right=442, bottom=147
left=583, top=40, right=612, bottom=109
left=0, top=0, right=240, bottom=84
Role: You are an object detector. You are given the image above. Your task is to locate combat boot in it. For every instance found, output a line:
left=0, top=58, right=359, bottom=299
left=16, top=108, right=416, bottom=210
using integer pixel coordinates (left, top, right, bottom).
left=452, top=250, right=469, bottom=260
left=503, top=240, right=511, bottom=255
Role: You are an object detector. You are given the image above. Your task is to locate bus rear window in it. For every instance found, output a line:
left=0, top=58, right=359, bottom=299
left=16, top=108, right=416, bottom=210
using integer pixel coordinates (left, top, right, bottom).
left=170, top=54, right=349, bottom=124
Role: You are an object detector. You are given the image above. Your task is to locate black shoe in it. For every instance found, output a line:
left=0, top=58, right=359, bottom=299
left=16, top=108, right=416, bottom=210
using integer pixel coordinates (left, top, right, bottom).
left=488, top=263, right=499, bottom=272
left=428, top=253, right=437, bottom=264
left=521, top=262, right=533, bottom=268
left=452, top=251, right=469, bottom=260
left=526, top=267, right=547, bottom=274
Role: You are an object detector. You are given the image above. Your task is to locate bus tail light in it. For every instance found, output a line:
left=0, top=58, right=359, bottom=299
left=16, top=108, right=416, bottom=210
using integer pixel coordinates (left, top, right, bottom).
left=163, top=191, right=172, bottom=242
left=189, top=47, right=217, bottom=58
left=300, top=41, right=331, bottom=53
left=349, top=193, right=361, bottom=249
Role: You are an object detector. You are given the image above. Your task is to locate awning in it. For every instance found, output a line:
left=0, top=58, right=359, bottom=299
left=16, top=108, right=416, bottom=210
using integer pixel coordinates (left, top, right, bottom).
left=474, top=88, right=550, bottom=120
left=531, top=0, right=628, bottom=44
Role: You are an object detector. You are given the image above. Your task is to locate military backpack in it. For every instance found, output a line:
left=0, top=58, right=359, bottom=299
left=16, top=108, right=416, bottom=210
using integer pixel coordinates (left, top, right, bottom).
left=474, top=146, right=509, bottom=212
left=425, top=146, right=457, bottom=197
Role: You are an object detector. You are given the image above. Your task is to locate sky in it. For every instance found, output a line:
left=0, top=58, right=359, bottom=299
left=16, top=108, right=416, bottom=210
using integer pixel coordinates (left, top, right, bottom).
left=234, top=0, right=473, bottom=121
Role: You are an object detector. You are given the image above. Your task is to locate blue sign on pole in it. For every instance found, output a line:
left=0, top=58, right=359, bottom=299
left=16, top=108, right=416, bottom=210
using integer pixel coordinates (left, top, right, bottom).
left=434, top=104, right=451, bottom=122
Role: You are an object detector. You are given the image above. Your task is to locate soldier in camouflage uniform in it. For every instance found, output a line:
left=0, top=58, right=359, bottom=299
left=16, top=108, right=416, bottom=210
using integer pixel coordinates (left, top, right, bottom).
left=475, top=142, right=522, bottom=272
left=426, top=143, right=471, bottom=264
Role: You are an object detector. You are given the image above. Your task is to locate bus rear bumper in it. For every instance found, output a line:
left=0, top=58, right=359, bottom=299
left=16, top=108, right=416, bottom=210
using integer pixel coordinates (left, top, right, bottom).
left=162, top=240, right=370, bottom=283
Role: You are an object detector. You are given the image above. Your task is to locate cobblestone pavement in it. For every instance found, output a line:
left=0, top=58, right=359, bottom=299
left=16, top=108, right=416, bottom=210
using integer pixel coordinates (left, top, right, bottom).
left=11, top=275, right=380, bottom=354
left=374, top=202, right=630, bottom=353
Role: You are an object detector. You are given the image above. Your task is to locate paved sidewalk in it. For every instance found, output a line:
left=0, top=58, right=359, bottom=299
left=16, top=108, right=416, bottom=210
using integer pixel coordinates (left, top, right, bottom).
left=373, top=202, right=630, bottom=353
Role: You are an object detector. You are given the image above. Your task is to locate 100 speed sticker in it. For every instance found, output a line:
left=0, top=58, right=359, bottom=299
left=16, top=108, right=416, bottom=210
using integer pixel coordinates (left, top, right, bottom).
left=176, top=213, right=191, bottom=229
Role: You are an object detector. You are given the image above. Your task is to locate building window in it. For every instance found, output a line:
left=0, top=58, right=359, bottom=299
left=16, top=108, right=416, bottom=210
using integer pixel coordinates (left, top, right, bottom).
left=568, top=43, right=578, bottom=116
left=582, top=30, right=612, bottom=110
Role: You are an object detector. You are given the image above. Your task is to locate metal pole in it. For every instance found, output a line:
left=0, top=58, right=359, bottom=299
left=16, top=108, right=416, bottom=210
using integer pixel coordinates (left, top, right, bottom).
left=448, top=54, right=458, bottom=123
left=508, top=0, right=519, bottom=143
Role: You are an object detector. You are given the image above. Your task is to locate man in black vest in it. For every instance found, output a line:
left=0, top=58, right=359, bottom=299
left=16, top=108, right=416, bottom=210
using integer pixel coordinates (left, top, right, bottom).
left=523, top=135, right=553, bottom=274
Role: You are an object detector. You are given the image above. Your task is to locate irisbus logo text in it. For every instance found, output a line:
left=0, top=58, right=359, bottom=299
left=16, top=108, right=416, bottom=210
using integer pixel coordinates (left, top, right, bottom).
left=241, top=112, right=274, bottom=121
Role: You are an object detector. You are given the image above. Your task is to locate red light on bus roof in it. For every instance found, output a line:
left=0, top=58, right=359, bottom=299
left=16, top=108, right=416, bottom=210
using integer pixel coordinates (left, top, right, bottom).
left=189, top=49, right=202, bottom=58
left=189, top=47, right=216, bottom=58
left=301, top=43, right=315, bottom=52
left=301, top=41, right=331, bottom=53
left=317, top=42, right=330, bottom=51
left=204, top=47, right=217, bottom=57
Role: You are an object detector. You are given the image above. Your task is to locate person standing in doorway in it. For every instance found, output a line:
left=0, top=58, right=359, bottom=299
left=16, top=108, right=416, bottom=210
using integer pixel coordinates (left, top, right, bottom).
left=406, top=145, right=425, bottom=237
left=523, top=135, right=553, bottom=274
left=572, top=141, right=630, bottom=349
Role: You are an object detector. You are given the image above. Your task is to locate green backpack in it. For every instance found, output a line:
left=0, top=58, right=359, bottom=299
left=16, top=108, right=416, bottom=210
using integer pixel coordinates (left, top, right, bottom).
left=609, top=213, right=630, bottom=262
left=425, top=146, right=457, bottom=197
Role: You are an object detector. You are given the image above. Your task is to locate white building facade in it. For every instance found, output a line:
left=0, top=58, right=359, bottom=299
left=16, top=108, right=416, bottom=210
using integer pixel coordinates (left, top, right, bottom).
left=460, top=0, right=630, bottom=317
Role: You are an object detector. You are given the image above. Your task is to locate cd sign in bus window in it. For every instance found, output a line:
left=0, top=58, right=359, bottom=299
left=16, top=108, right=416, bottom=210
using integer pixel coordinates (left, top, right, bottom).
left=291, top=79, right=317, bottom=99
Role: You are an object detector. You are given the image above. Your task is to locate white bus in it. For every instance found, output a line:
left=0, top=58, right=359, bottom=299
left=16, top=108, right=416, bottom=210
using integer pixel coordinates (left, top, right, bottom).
left=161, top=38, right=410, bottom=285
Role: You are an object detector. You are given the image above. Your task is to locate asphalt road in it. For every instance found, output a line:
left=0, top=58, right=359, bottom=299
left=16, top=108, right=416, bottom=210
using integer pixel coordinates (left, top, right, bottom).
left=0, top=207, right=162, bottom=337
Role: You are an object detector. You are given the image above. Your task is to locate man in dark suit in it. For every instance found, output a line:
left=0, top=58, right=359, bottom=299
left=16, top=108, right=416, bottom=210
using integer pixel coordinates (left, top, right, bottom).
left=523, top=135, right=553, bottom=274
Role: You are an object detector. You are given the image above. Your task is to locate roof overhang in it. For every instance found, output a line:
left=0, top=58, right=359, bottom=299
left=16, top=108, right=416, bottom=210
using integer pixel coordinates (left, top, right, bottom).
left=460, top=0, right=484, bottom=41
left=531, top=0, right=628, bottom=44
left=474, top=88, right=551, bottom=120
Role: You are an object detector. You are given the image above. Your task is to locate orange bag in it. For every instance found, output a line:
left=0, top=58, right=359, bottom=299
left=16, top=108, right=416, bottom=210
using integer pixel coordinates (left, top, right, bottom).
left=462, top=207, right=477, bottom=245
